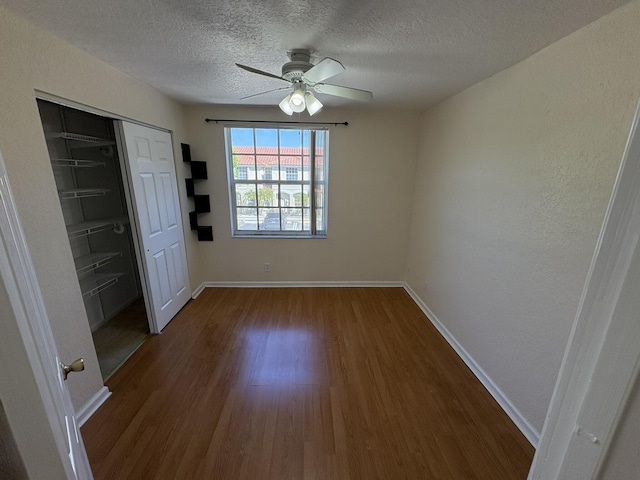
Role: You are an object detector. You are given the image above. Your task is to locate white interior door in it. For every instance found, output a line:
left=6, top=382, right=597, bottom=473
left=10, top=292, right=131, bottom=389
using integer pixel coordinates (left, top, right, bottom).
left=119, top=122, right=190, bottom=332
left=0, top=153, right=93, bottom=479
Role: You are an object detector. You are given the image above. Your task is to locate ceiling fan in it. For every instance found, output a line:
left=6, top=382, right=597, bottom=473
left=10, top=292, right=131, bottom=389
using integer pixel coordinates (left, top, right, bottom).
left=236, top=49, right=373, bottom=116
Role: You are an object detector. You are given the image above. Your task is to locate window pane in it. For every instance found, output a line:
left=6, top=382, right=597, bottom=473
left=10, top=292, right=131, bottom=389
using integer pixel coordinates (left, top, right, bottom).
left=315, top=130, right=326, bottom=182
left=302, top=185, right=310, bottom=207
left=316, top=207, right=324, bottom=232
left=231, top=129, right=254, bottom=153
left=315, top=185, right=324, bottom=207
left=255, top=128, right=277, bottom=147
left=302, top=130, right=311, bottom=151
left=282, top=155, right=302, bottom=172
left=283, top=208, right=303, bottom=231
left=280, top=129, right=302, bottom=154
left=302, top=156, right=310, bottom=180
left=256, top=184, right=278, bottom=207
left=257, top=155, right=277, bottom=180
left=234, top=160, right=251, bottom=180
left=237, top=208, right=258, bottom=230
left=314, top=156, right=325, bottom=181
left=236, top=184, right=256, bottom=206
left=281, top=184, right=301, bottom=207
left=302, top=208, right=311, bottom=231
left=259, top=208, right=280, bottom=231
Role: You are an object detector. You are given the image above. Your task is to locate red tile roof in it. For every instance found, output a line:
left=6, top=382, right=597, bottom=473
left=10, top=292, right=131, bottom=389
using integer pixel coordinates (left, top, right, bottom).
left=232, top=146, right=324, bottom=166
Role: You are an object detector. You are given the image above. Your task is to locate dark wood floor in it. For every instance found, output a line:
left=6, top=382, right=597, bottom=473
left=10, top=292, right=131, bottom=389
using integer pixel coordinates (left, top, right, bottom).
left=81, top=287, right=534, bottom=479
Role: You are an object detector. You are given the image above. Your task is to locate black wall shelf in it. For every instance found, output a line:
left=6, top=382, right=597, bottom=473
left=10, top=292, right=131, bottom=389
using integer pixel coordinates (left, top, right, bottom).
left=181, top=143, right=212, bottom=241
left=190, top=161, right=208, bottom=180
left=194, top=195, right=210, bottom=213
left=185, top=178, right=195, bottom=197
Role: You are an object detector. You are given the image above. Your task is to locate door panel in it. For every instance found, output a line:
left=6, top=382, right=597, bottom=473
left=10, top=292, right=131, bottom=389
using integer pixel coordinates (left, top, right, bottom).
left=153, top=250, right=172, bottom=309
left=161, top=173, right=178, bottom=227
left=120, top=122, right=190, bottom=332
left=140, top=173, right=162, bottom=235
left=169, top=242, right=185, bottom=290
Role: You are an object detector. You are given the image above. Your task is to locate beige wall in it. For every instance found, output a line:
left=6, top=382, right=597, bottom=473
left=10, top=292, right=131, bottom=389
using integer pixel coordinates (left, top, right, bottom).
left=0, top=8, right=199, bottom=409
left=406, top=0, right=640, bottom=433
left=184, top=105, right=419, bottom=283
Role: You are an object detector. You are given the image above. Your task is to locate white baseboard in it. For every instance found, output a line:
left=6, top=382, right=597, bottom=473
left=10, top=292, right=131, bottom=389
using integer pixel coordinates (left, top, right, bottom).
left=403, top=284, right=540, bottom=447
left=76, top=386, right=111, bottom=427
left=191, top=282, right=206, bottom=299
left=201, top=280, right=405, bottom=288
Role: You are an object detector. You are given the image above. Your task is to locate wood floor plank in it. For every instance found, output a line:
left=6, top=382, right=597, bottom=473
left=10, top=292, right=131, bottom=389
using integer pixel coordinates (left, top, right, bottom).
left=82, top=287, right=534, bottom=479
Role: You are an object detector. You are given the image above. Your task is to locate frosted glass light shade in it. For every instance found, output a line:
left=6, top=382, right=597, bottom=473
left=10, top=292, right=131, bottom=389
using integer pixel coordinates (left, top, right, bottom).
left=290, top=100, right=306, bottom=113
left=305, top=92, right=323, bottom=116
left=279, top=95, right=294, bottom=115
left=289, top=84, right=306, bottom=113
left=290, top=91, right=304, bottom=106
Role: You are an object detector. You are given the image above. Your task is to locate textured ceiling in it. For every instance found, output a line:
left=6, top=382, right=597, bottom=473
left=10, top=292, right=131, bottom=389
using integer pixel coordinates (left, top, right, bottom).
left=0, top=0, right=631, bottom=110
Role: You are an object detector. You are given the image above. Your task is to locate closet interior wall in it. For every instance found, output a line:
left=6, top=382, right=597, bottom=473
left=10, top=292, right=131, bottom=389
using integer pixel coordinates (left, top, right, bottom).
left=37, top=100, right=143, bottom=331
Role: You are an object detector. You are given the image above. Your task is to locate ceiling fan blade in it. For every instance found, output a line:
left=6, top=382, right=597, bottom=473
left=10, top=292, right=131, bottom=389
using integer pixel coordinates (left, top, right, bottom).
left=236, top=63, right=289, bottom=82
left=303, top=57, right=345, bottom=84
left=240, top=86, right=291, bottom=100
left=313, top=83, right=373, bottom=102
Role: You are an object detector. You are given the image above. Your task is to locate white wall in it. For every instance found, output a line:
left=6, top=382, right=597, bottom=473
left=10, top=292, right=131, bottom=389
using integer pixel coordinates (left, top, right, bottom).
left=184, top=105, right=419, bottom=283
left=405, top=0, right=640, bottom=434
left=0, top=8, right=200, bottom=410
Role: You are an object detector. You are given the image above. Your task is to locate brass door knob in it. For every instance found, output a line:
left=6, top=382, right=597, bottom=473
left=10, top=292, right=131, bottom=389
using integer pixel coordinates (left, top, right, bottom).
left=61, top=358, right=85, bottom=380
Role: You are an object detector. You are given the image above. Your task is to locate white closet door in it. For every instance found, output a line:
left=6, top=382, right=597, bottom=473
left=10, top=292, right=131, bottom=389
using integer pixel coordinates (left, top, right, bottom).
left=120, top=122, right=190, bottom=332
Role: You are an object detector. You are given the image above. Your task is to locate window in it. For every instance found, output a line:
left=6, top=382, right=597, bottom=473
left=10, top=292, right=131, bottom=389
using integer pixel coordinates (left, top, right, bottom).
left=225, top=126, right=328, bottom=237
left=237, top=166, right=248, bottom=180
left=284, top=167, right=297, bottom=181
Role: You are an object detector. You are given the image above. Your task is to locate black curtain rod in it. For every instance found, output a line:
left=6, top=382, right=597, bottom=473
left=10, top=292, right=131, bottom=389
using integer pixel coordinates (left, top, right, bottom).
left=205, top=118, right=348, bottom=126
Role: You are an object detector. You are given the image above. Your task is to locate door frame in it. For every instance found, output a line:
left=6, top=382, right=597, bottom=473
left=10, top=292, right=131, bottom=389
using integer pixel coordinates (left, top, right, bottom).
left=529, top=100, right=640, bottom=478
left=0, top=151, right=93, bottom=478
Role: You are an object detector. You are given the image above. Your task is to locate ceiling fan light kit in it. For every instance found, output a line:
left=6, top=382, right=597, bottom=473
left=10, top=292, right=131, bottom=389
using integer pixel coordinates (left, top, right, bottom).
left=236, top=49, right=373, bottom=116
left=277, top=82, right=323, bottom=116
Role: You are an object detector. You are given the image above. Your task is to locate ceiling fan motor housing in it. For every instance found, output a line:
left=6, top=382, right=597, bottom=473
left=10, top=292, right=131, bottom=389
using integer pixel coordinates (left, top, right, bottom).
left=282, top=49, right=314, bottom=81
left=282, top=61, right=313, bottom=81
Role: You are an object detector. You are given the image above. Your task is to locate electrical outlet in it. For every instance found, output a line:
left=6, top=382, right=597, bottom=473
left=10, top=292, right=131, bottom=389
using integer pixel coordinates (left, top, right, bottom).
left=264, top=263, right=271, bottom=272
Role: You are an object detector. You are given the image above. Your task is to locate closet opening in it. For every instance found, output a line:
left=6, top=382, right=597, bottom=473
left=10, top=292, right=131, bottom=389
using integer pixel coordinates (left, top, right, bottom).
left=37, top=99, right=149, bottom=380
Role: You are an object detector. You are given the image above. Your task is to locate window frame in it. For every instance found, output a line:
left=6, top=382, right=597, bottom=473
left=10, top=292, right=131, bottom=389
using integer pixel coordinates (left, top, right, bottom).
left=224, top=124, right=329, bottom=238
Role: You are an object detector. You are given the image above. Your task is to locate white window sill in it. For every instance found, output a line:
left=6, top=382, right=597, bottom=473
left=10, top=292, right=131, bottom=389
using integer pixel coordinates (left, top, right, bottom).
left=232, top=234, right=327, bottom=239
